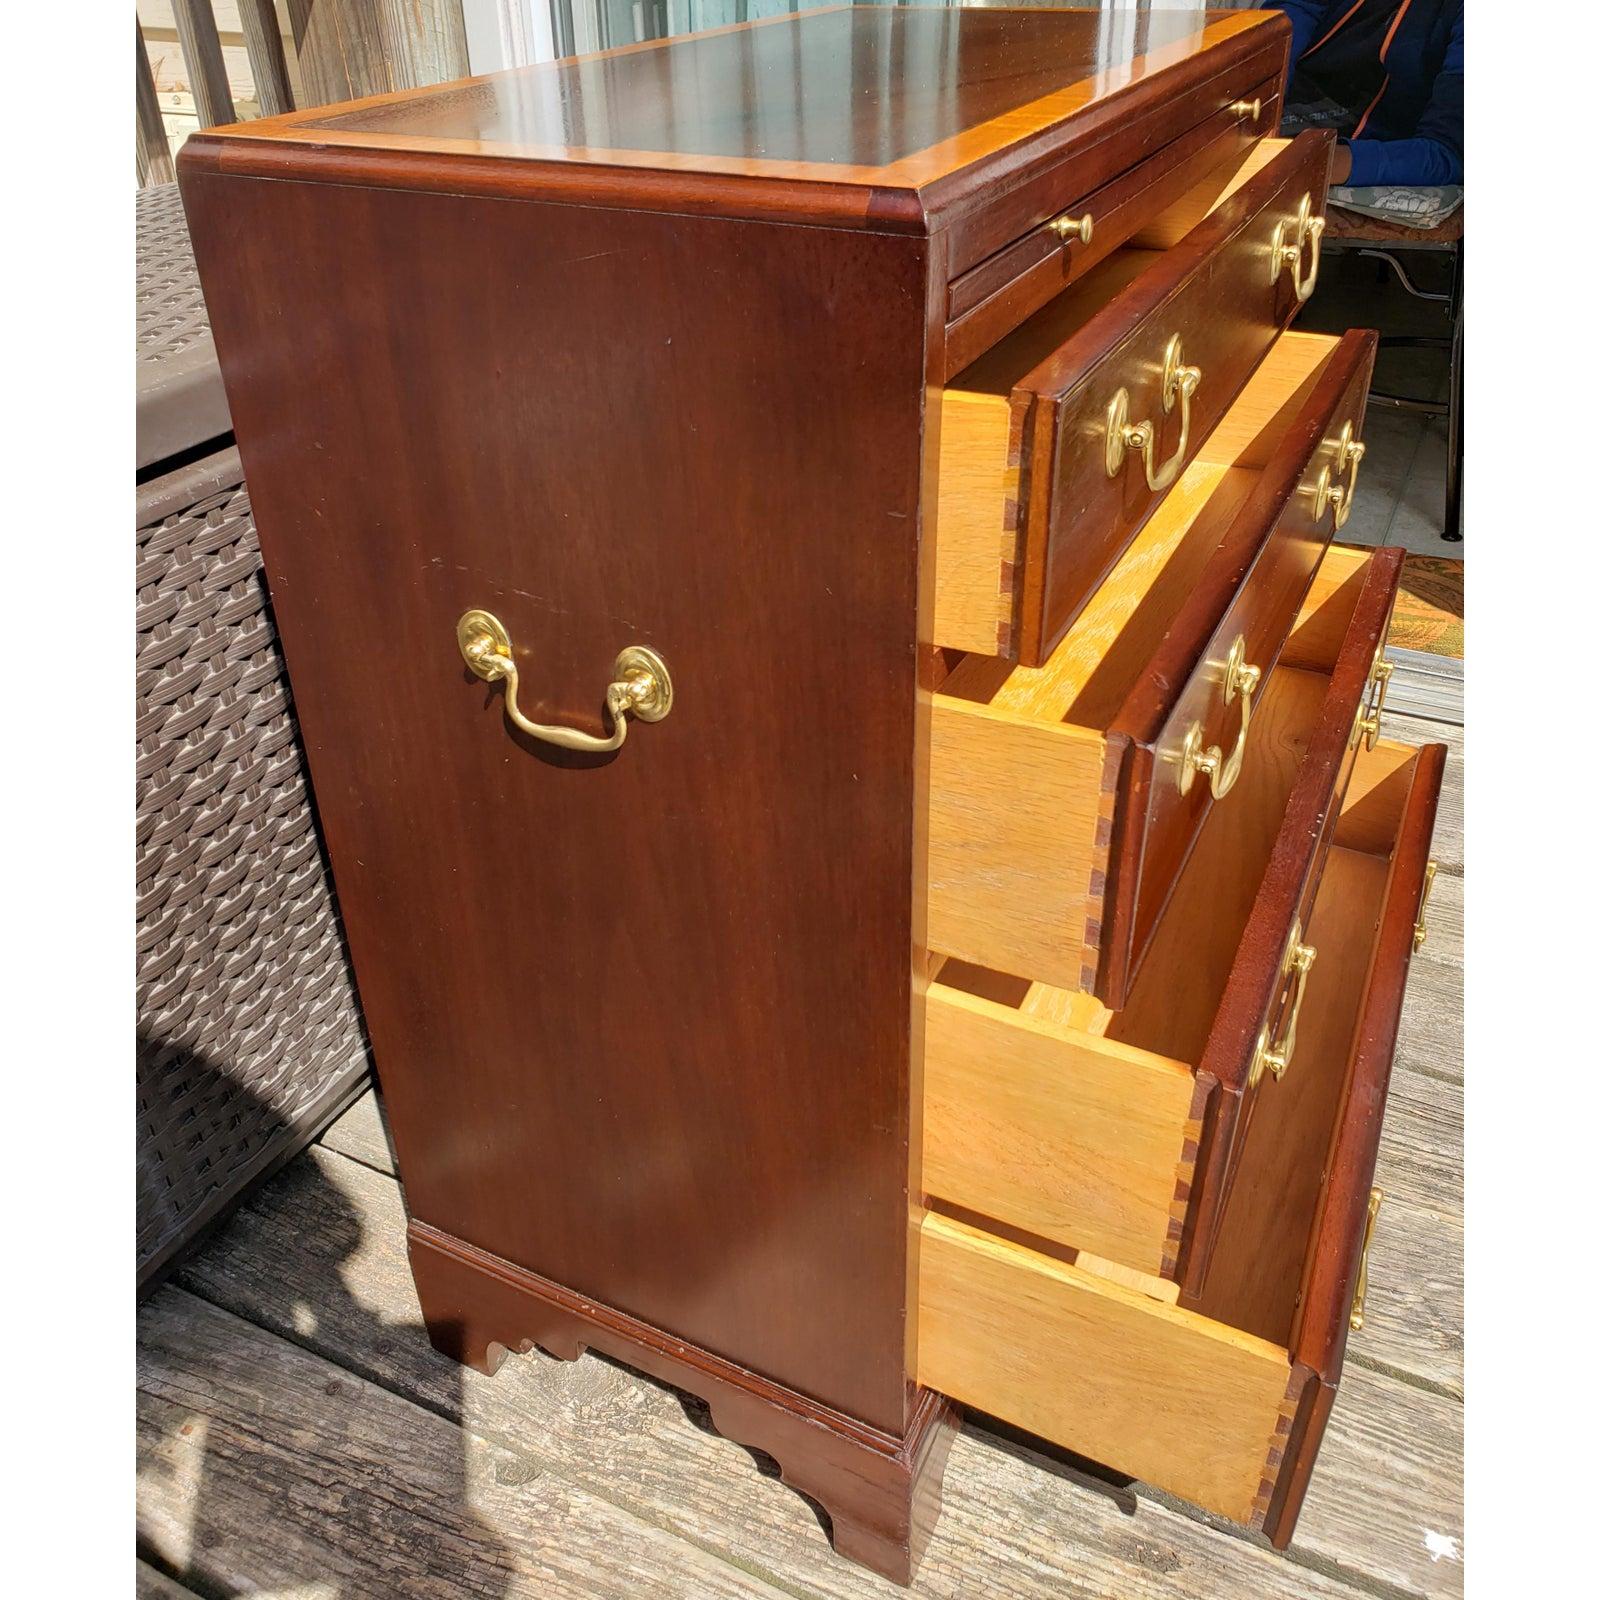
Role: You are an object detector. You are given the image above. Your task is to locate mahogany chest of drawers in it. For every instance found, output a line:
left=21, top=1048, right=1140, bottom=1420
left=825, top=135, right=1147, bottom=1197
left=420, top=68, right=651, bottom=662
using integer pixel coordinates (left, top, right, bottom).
left=181, top=6, right=1444, bottom=1584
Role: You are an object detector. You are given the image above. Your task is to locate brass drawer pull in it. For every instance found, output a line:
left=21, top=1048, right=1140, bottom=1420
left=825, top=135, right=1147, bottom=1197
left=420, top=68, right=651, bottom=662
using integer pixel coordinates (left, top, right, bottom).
left=1248, top=922, right=1318, bottom=1087
left=1334, top=423, right=1367, bottom=526
left=1309, top=421, right=1367, bottom=529
left=1413, top=859, right=1439, bottom=951
left=1105, top=333, right=1203, bottom=493
left=457, top=608, right=673, bottom=753
left=1270, top=193, right=1326, bottom=302
left=1351, top=651, right=1394, bottom=751
left=1350, top=1187, right=1385, bottom=1331
left=1228, top=97, right=1262, bottom=122
left=1177, top=634, right=1261, bottom=799
left=1047, top=210, right=1093, bottom=244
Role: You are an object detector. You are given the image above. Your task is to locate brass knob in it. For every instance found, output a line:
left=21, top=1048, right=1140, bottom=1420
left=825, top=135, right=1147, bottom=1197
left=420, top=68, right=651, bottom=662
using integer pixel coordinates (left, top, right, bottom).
left=1047, top=211, right=1093, bottom=245
left=1228, top=97, right=1262, bottom=122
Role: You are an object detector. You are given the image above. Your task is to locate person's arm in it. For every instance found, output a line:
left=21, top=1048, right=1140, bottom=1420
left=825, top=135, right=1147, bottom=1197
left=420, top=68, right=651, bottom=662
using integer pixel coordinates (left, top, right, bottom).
left=1270, top=0, right=1337, bottom=69
left=1338, top=11, right=1463, bottom=187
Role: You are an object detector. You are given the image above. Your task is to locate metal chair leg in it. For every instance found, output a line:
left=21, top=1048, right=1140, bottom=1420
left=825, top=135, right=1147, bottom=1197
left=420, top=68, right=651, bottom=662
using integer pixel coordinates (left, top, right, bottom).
left=1442, top=245, right=1463, bottom=543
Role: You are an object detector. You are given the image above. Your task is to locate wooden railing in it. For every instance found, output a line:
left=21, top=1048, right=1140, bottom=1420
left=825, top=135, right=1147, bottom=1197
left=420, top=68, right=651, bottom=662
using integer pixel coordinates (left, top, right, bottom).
left=137, top=2, right=470, bottom=186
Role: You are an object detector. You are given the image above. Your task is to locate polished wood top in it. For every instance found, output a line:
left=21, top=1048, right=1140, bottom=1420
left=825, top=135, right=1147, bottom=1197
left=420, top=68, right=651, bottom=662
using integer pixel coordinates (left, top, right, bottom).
left=311, top=7, right=1255, bottom=168
left=190, top=6, right=1283, bottom=210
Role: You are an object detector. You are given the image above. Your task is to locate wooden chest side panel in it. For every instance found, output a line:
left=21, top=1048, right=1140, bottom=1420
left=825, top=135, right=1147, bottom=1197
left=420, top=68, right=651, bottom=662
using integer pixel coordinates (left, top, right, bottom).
left=179, top=165, right=928, bottom=1435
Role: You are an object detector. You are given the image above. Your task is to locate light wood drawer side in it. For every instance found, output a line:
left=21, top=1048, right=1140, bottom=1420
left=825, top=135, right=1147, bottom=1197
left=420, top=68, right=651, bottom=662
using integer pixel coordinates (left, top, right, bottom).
left=933, top=392, right=1019, bottom=655
left=923, top=985, right=1198, bottom=1275
left=917, top=1212, right=1297, bottom=1524
left=926, top=700, right=1107, bottom=990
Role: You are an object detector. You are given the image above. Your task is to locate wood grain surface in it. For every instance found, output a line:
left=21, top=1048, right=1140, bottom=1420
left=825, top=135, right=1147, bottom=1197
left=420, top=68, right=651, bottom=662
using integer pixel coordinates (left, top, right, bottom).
left=138, top=1289, right=793, bottom=1600
left=922, top=977, right=1196, bottom=1273
left=917, top=1213, right=1295, bottom=1526
left=181, top=167, right=928, bottom=1438
left=185, top=7, right=1285, bottom=238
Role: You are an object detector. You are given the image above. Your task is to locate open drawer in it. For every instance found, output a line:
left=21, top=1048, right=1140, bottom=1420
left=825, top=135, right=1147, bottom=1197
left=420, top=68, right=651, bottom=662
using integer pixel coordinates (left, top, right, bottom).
left=943, top=95, right=1283, bottom=373
left=929, top=328, right=1376, bottom=1005
left=934, top=131, right=1335, bottom=662
left=918, top=715, right=1444, bottom=1545
left=923, top=542, right=1424, bottom=1281
left=940, top=16, right=1291, bottom=370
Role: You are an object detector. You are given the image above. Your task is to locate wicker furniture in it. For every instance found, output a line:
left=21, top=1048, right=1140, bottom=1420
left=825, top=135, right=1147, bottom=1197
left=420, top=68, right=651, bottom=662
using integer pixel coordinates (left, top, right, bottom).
left=137, top=183, right=370, bottom=1289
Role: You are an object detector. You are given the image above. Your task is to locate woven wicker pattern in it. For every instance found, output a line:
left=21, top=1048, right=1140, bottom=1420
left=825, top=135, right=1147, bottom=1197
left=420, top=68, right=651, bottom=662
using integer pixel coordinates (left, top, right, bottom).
left=137, top=184, right=212, bottom=367
left=137, top=470, right=370, bottom=1283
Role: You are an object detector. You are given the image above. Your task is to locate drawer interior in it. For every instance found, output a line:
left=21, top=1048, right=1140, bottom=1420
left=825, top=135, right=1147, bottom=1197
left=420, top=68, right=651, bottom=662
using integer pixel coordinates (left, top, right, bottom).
left=919, top=724, right=1431, bottom=1524
left=947, top=138, right=1295, bottom=396
left=937, top=330, right=1342, bottom=752
left=933, top=137, right=1303, bottom=656
left=927, top=543, right=1385, bottom=1267
left=933, top=579, right=1352, bottom=1082
left=1186, top=735, right=1424, bottom=1347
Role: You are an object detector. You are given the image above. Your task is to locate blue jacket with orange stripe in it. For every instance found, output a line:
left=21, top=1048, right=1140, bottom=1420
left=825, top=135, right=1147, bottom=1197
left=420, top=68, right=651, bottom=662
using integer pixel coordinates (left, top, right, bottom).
left=1271, top=0, right=1463, bottom=186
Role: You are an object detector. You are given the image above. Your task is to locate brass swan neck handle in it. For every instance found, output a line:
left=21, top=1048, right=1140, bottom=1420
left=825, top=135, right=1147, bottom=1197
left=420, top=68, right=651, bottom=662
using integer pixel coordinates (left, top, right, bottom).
left=1176, top=634, right=1262, bottom=800
left=1271, top=193, right=1326, bottom=303
left=457, top=609, right=673, bottom=754
left=1105, top=333, right=1203, bottom=494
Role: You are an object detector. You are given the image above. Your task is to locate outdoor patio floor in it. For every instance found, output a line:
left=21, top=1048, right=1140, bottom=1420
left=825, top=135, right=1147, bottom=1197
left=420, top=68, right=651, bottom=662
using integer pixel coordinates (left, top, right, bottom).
left=136, top=649, right=1463, bottom=1600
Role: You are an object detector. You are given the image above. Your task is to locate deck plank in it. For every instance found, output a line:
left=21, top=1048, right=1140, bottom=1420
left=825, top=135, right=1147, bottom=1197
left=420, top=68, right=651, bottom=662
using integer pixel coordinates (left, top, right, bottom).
left=138, top=1287, right=794, bottom=1600
left=1395, top=930, right=1464, bottom=1088
left=136, top=1561, right=204, bottom=1600
left=1381, top=713, right=1462, bottom=874
left=1375, top=1065, right=1463, bottom=1218
left=318, top=1086, right=397, bottom=1176
left=1384, top=652, right=1462, bottom=727
left=1345, top=1187, right=1461, bottom=1397
left=177, top=1146, right=1379, bottom=1600
left=1294, top=1363, right=1463, bottom=1595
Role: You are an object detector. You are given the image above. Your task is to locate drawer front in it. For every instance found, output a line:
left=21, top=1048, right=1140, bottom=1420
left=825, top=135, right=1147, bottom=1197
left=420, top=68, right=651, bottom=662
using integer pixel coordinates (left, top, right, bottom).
left=1013, top=130, right=1333, bottom=665
left=917, top=738, right=1445, bottom=1539
left=943, top=83, right=1279, bottom=376
left=1174, top=547, right=1407, bottom=1293
left=1193, top=736, right=1446, bottom=1548
left=1098, top=329, right=1379, bottom=1007
left=941, top=33, right=1287, bottom=288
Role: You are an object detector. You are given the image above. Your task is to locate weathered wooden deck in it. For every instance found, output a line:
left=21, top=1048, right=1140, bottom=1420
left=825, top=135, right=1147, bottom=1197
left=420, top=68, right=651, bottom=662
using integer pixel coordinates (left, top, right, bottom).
left=136, top=655, right=1462, bottom=1600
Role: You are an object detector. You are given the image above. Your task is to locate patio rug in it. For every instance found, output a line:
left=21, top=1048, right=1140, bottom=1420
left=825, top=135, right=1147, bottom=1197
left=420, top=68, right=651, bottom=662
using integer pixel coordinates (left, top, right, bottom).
left=1389, top=555, right=1463, bottom=658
